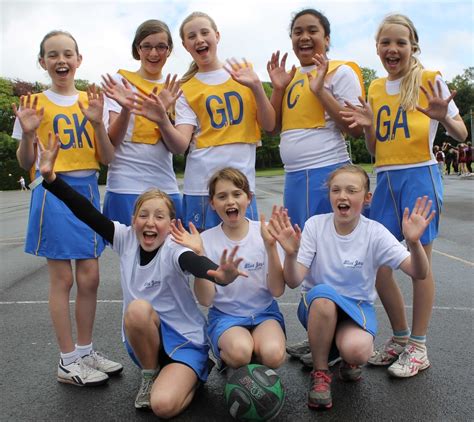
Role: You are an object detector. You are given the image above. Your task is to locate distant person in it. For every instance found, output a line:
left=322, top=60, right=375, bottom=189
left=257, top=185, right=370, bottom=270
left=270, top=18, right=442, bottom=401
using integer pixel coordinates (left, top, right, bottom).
left=466, top=141, right=472, bottom=173
left=12, top=30, right=120, bottom=386
left=342, top=14, right=467, bottom=378
left=37, top=133, right=245, bottom=417
left=101, top=20, right=183, bottom=225
left=433, top=145, right=445, bottom=178
left=18, top=176, right=27, bottom=191
left=457, top=143, right=470, bottom=176
left=271, top=165, right=434, bottom=409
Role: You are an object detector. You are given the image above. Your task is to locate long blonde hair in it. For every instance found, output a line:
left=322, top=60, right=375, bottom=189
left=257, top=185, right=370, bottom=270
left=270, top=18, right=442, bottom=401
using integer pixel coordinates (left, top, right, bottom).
left=179, top=11, right=218, bottom=84
left=376, top=14, right=424, bottom=111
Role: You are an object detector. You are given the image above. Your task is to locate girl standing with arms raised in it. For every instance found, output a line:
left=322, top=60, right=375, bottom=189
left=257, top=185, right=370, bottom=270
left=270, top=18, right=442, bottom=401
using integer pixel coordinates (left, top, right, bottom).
left=342, top=14, right=467, bottom=377
left=133, top=11, right=275, bottom=230
left=13, top=31, right=121, bottom=386
left=267, top=8, right=365, bottom=230
left=101, top=20, right=183, bottom=225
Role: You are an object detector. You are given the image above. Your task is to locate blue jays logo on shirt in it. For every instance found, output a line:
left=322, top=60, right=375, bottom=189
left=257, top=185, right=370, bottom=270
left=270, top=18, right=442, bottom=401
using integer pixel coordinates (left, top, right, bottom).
left=144, top=279, right=161, bottom=289
left=243, top=261, right=264, bottom=271
left=343, top=259, right=364, bottom=269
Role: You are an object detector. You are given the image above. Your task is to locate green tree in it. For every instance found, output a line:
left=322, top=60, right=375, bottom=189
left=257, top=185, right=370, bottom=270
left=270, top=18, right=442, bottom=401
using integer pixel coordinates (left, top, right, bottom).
left=360, top=67, right=378, bottom=96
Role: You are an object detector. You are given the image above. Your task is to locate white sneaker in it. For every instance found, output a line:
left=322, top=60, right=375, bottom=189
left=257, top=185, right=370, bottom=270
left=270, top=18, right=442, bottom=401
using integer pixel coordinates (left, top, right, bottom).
left=388, top=344, right=430, bottom=378
left=368, top=337, right=405, bottom=366
left=57, top=358, right=109, bottom=386
left=82, top=350, right=123, bottom=375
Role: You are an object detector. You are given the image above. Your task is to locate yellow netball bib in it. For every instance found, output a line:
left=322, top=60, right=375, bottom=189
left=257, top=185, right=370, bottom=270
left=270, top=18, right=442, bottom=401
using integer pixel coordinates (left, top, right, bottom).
left=33, top=92, right=99, bottom=179
left=180, top=75, right=260, bottom=149
left=281, top=61, right=365, bottom=132
left=369, top=70, right=440, bottom=167
left=118, top=69, right=163, bottom=144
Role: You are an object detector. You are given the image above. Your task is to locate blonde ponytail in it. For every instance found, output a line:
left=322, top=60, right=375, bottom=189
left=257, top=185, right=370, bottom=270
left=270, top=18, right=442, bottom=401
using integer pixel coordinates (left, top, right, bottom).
left=180, top=61, right=199, bottom=84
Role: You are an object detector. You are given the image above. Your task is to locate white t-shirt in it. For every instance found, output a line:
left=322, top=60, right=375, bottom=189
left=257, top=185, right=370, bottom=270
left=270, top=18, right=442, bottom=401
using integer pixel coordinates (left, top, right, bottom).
left=200, top=220, right=283, bottom=316
left=279, top=65, right=361, bottom=172
left=112, top=222, right=207, bottom=345
left=12, top=89, right=109, bottom=177
left=175, top=68, right=257, bottom=195
left=376, top=74, right=459, bottom=173
left=298, top=214, right=410, bottom=303
left=105, top=73, right=179, bottom=195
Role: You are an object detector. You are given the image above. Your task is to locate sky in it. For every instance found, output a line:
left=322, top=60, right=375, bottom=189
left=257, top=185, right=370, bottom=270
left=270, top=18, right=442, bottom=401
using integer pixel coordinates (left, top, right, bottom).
left=1, top=0, right=473, bottom=86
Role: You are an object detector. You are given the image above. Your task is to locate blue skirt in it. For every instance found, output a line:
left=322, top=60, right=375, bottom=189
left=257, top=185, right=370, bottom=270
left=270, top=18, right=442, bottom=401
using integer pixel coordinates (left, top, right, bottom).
left=25, top=173, right=105, bottom=259
left=207, top=300, right=285, bottom=362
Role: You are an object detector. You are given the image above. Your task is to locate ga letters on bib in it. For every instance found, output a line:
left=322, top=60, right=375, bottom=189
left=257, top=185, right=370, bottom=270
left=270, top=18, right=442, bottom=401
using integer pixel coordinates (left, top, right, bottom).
left=369, top=70, right=440, bottom=167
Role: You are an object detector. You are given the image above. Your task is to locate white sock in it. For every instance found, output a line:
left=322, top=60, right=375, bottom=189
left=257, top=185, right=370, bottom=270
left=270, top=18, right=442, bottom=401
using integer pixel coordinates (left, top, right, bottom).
left=76, top=343, right=93, bottom=358
left=61, top=350, right=79, bottom=366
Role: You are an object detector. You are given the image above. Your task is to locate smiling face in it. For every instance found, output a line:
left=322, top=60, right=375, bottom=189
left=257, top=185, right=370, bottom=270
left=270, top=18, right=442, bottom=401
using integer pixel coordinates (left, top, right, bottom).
left=291, top=13, right=329, bottom=66
left=181, top=16, right=220, bottom=72
left=328, top=171, right=371, bottom=235
left=132, top=198, right=172, bottom=251
left=210, top=179, right=251, bottom=228
left=376, top=23, right=414, bottom=80
left=136, top=32, right=170, bottom=80
left=39, top=34, right=82, bottom=93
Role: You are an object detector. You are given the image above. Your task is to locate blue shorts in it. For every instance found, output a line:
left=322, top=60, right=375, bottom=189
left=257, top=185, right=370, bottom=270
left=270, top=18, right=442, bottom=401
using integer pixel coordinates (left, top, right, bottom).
left=124, top=318, right=210, bottom=382
left=370, top=164, right=443, bottom=245
left=183, top=194, right=258, bottom=230
left=284, top=162, right=358, bottom=229
left=298, top=285, right=376, bottom=361
left=207, top=300, right=285, bottom=362
left=25, top=173, right=105, bottom=259
left=103, top=191, right=183, bottom=226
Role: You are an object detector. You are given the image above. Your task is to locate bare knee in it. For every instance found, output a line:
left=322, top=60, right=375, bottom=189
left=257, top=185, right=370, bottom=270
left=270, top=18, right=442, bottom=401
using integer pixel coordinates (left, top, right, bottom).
left=124, top=300, right=156, bottom=331
left=309, top=298, right=337, bottom=319
left=76, top=260, right=99, bottom=292
left=150, top=392, right=181, bottom=419
left=339, top=339, right=373, bottom=365
left=259, top=342, right=286, bottom=369
left=223, top=341, right=253, bottom=368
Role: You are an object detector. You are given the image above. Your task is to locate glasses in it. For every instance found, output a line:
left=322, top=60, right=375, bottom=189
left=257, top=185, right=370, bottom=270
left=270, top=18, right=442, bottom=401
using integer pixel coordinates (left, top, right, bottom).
left=138, top=43, right=169, bottom=54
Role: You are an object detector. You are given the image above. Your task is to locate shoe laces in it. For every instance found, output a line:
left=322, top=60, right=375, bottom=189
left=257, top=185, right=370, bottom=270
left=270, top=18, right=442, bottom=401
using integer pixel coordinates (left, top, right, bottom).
left=397, top=345, right=416, bottom=364
left=311, top=371, right=331, bottom=392
left=76, top=357, right=96, bottom=377
left=138, top=374, right=155, bottom=396
left=88, top=350, right=107, bottom=364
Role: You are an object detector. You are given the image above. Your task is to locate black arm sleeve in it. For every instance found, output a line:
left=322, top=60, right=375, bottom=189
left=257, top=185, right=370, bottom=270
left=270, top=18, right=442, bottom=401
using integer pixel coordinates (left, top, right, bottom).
left=178, top=251, right=226, bottom=285
left=42, top=177, right=115, bottom=244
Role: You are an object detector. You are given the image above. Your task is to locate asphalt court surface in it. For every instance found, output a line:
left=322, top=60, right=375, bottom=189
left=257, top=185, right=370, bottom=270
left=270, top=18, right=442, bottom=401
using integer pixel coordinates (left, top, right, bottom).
left=1, top=174, right=473, bottom=421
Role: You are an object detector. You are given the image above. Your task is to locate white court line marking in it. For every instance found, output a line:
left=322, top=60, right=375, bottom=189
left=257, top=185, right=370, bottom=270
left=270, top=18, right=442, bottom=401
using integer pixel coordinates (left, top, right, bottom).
left=0, top=300, right=472, bottom=312
left=432, top=249, right=473, bottom=266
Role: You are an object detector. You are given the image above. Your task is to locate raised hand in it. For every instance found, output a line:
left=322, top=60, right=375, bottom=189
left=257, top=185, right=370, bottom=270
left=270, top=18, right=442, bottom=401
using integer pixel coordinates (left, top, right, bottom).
left=170, top=219, right=203, bottom=255
left=101, top=74, right=135, bottom=110
left=38, top=132, right=60, bottom=183
left=12, top=93, right=44, bottom=135
left=224, top=58, right=260, bottom=90
left=416, top=79, right=456, bottom=122
left=155, top=74, right=182, bottom=111
left=268, top=208, right=301, bottom=256
left=130, top=91, right=167, bottom=124
left=402, top=196, right=436, bottom=243
left=78, top=84, right=104, bottom=126
left=207, top=245, right=248, bottom=285
left=307, top=53, right=328, bottom=96
left=266, top=50, right=296, bottom=91
left=340, top=96, right=374, bottom=129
